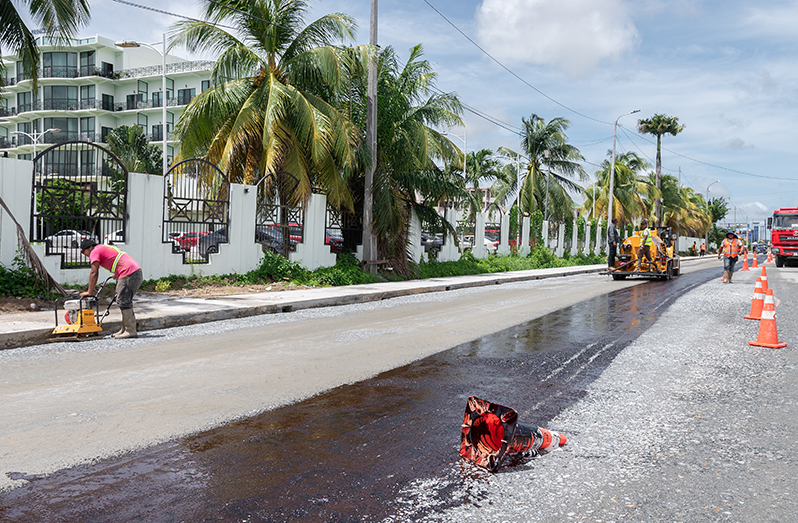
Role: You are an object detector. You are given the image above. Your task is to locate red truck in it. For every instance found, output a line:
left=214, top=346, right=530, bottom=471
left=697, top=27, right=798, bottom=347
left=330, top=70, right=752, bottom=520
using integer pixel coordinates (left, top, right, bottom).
left=769, top=207, right=798, bottom=267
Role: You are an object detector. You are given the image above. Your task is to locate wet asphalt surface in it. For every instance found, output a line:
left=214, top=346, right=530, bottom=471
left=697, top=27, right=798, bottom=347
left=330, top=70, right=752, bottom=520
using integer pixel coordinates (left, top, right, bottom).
left=0, top=266, right=721, bottom=522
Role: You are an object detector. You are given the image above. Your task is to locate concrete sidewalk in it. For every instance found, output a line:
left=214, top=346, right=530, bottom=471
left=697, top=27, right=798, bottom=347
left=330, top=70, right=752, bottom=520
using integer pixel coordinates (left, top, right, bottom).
left=0, top=257, right=712, bottom=350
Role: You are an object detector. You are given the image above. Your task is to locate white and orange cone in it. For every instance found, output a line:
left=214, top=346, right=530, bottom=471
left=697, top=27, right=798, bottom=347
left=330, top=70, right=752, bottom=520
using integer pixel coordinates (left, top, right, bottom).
left=744, top=277, right=765, bottom=320
left=749, top=289, right=787, bottom=349
left=759, top=266, right=769, bottom=292
left=767, top=251, right=773, bottom=263
left=740, top=255, right=750, bottom=271
left=752, top=255, right=759, bottom=269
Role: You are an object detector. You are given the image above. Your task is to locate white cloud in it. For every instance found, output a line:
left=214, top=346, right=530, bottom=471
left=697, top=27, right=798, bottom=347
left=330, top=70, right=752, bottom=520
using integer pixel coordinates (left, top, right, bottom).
left=475, top=0, right=639, bottom=78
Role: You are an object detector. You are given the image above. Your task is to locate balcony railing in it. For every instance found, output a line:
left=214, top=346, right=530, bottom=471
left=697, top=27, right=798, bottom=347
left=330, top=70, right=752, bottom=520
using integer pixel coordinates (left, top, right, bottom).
left=42, top=66, right=80, bottom=79
left=42, top=131, right=96, bottom=144
left=0, top=107, right=17, bottom=117
left=148, top=132, right=175, bottom=142
left=0, top=137, right=14, bottom=149
left=115, top=60, right=214, bottom=80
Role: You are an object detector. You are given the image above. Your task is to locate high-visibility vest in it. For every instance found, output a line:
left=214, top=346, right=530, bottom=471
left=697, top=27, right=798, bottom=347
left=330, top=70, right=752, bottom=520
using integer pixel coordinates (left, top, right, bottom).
left=721, top=238, right=741, bottom=258
left=640, top=228, right=654, bottom=247
left=104, top=244, right=128, bottom=277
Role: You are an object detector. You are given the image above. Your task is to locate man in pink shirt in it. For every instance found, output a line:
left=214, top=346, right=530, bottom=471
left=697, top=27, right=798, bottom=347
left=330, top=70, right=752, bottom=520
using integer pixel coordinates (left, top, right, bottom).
left=80, top=238, right=143, bottom=339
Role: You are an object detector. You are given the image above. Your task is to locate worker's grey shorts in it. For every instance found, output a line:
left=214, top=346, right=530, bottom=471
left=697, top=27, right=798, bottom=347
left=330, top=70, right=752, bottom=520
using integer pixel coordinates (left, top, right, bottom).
left=115, top=269, right=143, bottom=310
left=723, top=256, right=738, bottom=273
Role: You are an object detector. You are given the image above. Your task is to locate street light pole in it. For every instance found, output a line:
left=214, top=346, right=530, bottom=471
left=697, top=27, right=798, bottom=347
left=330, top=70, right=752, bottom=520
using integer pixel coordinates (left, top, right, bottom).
left=10, top=128, right=61, bottom=159
left=608, top=109, right=640, bottom=242
left=705, top=179, right=720, bottom=249
left=116, top=34, right=168, bottom=175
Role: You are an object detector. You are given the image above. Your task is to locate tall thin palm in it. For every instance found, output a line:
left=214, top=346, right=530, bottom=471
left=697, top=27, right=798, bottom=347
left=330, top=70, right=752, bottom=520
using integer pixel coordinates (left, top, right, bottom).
left=171, top=0, right=360, bottom=208
left=0, top=0, right=90, bottom=88
left=637, top=113, right=684, bottom=224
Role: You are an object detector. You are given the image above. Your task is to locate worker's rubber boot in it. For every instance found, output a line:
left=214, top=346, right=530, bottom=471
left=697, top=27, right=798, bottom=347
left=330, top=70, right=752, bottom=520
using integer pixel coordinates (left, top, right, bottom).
left=113, top=319, right=126, bottom=337
left=115, top=309, right=138, bottom=339
left=722, top=270, right=729, bottom=283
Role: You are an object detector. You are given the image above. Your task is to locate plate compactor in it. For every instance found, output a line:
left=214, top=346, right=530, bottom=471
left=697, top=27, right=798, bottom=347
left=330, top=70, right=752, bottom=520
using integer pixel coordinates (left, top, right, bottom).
left=51, top=277, right=117, bottom=342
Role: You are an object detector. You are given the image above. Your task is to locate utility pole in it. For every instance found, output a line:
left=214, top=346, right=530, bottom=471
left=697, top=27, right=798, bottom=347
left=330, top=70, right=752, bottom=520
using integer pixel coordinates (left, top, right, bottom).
left=677, top=167, right=681, bottom=235
left=362, top=0, right=378, bottom=271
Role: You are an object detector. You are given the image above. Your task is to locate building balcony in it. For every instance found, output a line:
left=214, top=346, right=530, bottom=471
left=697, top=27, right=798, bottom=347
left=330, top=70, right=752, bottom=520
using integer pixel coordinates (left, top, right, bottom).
left=0, top=106, right=17, bottom=118
left=42, top=131, right=97, bottom=144
left=115, top=60, right=214, bottom=80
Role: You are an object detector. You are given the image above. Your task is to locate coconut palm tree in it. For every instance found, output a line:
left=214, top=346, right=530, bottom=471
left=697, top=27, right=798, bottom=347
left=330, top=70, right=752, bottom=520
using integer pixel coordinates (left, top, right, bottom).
left=463, top=149, right=501, bottom=218
left=493, top=114, right=587, bottom=223
left=580, top=151, right=656, bottom=227
left=0, top=0, right=90, bottom=88
left=637, top=114, right=685, bottom=224
left=362, top=45, right=466, bottom=272
left=170, top=0, right=361, bottom=209
left=104, top=125, right=163, bottom=175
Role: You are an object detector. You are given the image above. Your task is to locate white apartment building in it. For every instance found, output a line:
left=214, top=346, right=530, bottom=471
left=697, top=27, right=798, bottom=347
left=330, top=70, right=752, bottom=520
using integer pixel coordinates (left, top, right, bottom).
left=0, top=34, right=212, bottom=165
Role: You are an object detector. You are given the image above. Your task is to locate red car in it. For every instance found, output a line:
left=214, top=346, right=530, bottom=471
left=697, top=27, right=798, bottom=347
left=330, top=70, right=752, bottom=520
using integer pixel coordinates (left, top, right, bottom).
left=173, top=231, right=209, bottom=251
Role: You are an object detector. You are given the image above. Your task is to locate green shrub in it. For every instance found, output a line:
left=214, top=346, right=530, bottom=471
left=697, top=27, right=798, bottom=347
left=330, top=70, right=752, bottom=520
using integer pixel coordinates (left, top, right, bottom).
left=0, top=253, right=55, bottom=298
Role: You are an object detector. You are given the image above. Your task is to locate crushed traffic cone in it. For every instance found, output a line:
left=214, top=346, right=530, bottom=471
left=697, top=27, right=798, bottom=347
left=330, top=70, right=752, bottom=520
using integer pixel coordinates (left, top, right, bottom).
left=460, top=396, right=566, bottom=472
left=748, top=289, right=787, bottom=349
left=760, top=266, right=769, bottom=292
left=744, top=277, right=765, bottom=320
left=752, top=255, right=759, bottom=268
left=741, top=256, right=750, bottom=271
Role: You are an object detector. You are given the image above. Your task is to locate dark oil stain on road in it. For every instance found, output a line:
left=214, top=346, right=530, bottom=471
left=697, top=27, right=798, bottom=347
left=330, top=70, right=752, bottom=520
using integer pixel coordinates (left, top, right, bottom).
left=0, top=268, right=718, bottom=522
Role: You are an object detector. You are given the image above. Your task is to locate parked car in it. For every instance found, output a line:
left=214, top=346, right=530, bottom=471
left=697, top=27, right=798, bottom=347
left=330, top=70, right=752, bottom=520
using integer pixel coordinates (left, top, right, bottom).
left=198, top=227, right=228, bottom=256
left=256, top=226, right=297, bottom=254
left=421, top=232, right=443, bottom=255
left=756, top=244, right=768, bottom=254
left=326, top=229, right=344, bottom=253
left=44, top=229, right=96, bottom=249
left=484, top=237, right=499, bottom=254
left=103, top=229, right=124, bottom=244
left=173, top=231, right=209, bottom=251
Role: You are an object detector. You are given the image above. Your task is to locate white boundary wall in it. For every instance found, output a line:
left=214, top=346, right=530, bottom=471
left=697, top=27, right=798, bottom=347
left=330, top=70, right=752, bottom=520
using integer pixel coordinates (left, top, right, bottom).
left=0, top=159, right=342, bottom=285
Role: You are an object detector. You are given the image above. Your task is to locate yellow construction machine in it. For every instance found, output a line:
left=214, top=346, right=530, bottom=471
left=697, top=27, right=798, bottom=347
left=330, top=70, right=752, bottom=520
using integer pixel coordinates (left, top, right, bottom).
left=51, top=277, right=117, bottom=341
left=605, top=226, right=681, bottom=281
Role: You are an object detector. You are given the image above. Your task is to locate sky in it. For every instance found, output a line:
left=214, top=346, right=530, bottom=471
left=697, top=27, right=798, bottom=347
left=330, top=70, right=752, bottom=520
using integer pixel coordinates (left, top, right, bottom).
left=75, top=0, right=798, bottom=225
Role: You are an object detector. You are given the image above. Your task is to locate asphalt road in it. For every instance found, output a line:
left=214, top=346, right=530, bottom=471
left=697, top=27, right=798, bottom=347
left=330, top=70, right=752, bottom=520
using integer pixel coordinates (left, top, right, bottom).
left=4, top=257, right=797, bottom=523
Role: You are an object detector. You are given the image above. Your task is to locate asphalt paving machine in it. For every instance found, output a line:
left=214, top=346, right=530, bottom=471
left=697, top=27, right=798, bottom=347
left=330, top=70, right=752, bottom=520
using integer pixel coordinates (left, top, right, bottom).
left=604, top=226, right=681, bottom=281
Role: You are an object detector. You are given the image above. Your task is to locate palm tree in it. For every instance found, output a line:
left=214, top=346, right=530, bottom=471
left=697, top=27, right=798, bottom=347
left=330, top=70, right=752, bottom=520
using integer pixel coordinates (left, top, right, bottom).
left=463, top=149, right=501, bottom=218
left=170, top=0, right=361, bottom=209
left=637, top=114, right=685, bottom=225
left=0, top=0, right=90, bottom=88
left=580, top=151, right=655, bottom=227
left=494, top=114, right=587, bottom=223
left=362, top=45, right=466, bottom=273
left=104, top=125, right=163, bottom=175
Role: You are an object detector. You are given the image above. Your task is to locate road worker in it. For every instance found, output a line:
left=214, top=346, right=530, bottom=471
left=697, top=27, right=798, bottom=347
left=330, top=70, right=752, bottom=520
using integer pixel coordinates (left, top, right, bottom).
left=637, top=219, right=655, bottom=269
left=718, top=231, right=743, bottom=283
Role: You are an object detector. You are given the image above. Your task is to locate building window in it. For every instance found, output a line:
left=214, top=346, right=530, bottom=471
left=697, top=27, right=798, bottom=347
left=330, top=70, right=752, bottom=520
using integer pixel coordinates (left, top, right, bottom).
left=152, top=124, right=163, bottom=142
left=177, top=88, right=195, bottom=106
left=153, top=91, right=163, bottom=108
left=42, top=52, right=78, bottom=78
left=18, top=154, right=32, bottom=161
left=17, top=91, right=33, bottom=113
left=201, top=80, right=211, bottom=92
left=43, top=117, right=78, bottom=144
left=101, top=94, right=114, bottom=112
left=16, top=122, right=32, bottom=145
left=80, top=51, right=96, bottom=77
left=101, top=62, right=114, bottom=78
left=101, top=126, right=113, bottom=143
left=80, top=85, right=95, bottom=109
left=80, top=117, right=95, bottom=142
left=44, top=85, right=79, bottom=111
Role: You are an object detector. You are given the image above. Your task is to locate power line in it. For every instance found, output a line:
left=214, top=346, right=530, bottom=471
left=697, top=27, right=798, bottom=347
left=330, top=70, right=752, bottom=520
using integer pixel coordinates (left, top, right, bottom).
left=421, top=0, right=611, bottom=125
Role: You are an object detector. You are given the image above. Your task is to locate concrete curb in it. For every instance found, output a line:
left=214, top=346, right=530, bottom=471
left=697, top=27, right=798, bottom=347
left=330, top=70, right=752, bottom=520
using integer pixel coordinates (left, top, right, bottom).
left=3, top=259, right=712, bottom=351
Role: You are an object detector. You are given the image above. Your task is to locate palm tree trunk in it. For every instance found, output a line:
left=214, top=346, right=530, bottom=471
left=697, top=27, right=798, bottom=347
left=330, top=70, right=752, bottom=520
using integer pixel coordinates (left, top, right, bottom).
left=655, top=135, right=662, bottom=225
left=0, top=196, right=67, bottom=296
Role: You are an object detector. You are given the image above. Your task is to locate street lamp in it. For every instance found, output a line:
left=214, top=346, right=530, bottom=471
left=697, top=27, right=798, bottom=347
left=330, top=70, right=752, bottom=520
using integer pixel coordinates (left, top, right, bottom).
left=116, top=34, right=168, bottom=175
left=705, top=180, right=720, bottom=249
left=543, top=149, right=551, bottom=220
left=492, top=151, right=528, bottom=248
left=608, top=109, right=640, bottom=241
left=10, top=128, right=61, bottom=158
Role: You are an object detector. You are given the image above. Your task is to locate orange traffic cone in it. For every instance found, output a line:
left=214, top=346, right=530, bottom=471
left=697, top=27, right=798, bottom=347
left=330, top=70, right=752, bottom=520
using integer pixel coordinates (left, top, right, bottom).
left=749, top=289, right=787, bottom=349
left=760, top=266, right=769, bottom=292
left=752, top=255, right=759, bottom=268
left=744, top=277, right=765, bottom=320
left=741, top=256, right=750, bottom=271
left=767, top=251, right=773, bottom=263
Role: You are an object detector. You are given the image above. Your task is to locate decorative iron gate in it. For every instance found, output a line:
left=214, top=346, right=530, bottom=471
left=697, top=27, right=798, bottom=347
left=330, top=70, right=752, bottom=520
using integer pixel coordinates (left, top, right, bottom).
left=325, top=204, right=362, bottom=255
left=30, top=141, right=128, bottom=268
left=255, top=172, right=304, bottom=258
left=163, top=158, right=230, bottom=264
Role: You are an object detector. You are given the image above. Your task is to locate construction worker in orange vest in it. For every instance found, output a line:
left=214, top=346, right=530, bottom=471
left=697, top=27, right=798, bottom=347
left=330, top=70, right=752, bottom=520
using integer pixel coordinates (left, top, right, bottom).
left=718, top=230, right=743, bottom=283
left=700, top=242, right=706, bottom=256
